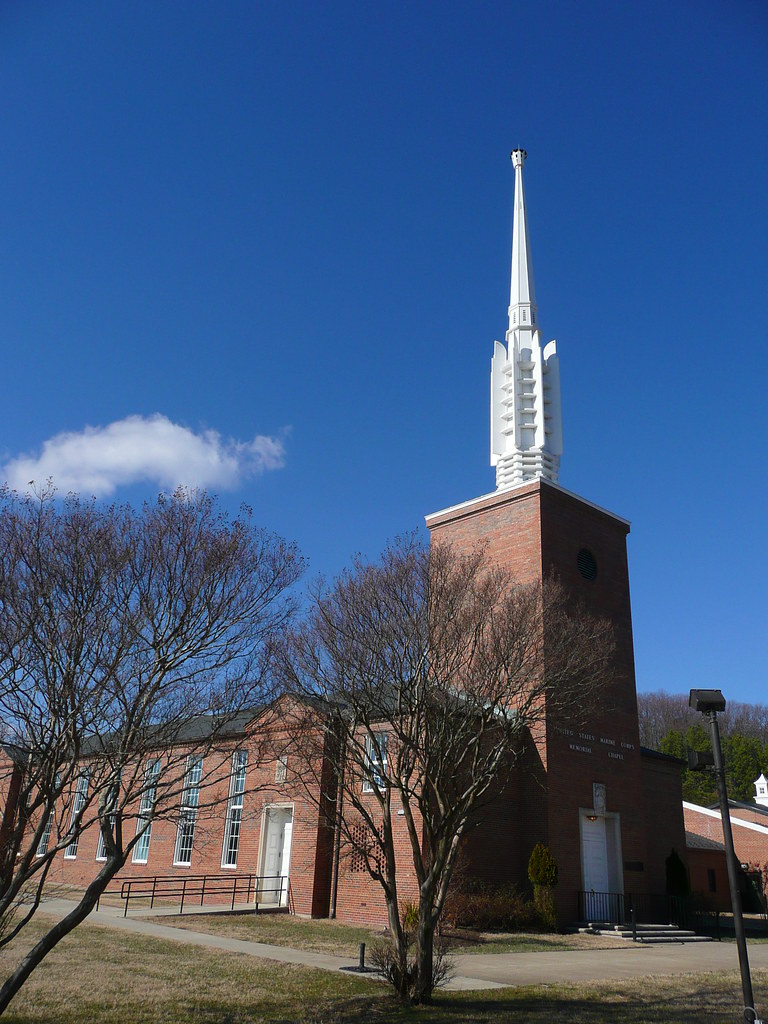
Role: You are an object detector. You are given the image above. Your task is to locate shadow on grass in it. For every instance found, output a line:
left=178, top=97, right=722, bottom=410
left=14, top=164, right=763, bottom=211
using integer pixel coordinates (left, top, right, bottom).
left=304, top=977, right=755, bottom=1024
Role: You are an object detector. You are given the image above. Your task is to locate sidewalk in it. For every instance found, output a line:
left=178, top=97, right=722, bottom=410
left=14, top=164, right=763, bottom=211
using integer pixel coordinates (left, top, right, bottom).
left=39, top=899, right=768, bottom=992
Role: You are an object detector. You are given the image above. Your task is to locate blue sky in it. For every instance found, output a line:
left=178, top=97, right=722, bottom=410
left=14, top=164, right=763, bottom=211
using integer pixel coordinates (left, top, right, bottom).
left=2, top=2, right=766, bottom=703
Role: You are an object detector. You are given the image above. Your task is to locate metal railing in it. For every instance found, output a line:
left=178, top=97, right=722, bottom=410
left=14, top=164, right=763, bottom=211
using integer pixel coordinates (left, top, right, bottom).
left=101, top=873, right=290, bottom=917
left=577, top=890, right=698, bottom=929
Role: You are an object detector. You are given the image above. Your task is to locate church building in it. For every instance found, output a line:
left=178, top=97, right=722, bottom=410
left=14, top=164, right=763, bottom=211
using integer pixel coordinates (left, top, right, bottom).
left=4, top=152, right=690, bottom=927
left=423, top=150, right=686, bottom=923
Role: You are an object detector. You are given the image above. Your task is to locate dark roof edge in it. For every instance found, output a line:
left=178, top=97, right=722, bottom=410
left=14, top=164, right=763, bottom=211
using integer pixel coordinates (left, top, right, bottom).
left=640, top=745, right=685, bottom=765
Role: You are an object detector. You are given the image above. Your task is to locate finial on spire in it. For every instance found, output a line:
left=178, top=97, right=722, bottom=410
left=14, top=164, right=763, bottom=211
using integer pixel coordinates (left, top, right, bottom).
left=490, top=150, right=563, bottom=490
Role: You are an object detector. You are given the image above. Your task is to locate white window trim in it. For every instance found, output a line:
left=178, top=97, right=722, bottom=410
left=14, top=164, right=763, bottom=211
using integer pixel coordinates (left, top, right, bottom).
left=173, top=756, right=203, bottom=866
left=132, top=759, right=161, bottom=864
left=221, top=750, right=248, bottom=869
left=362, top=732, right=388, bottom=793
left=95, top=818, right=112, bottom=862
left=64, top=772, right=90, bottom=859
left=37, top=771, right=62, bottom=857
left=36, top=811, right=54, bottom=858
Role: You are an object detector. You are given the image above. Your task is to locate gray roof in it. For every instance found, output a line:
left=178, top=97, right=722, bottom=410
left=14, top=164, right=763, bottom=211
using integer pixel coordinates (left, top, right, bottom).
left=80, top=708, right=259, bottom=756
left=686, top=830, right=725, bottom=852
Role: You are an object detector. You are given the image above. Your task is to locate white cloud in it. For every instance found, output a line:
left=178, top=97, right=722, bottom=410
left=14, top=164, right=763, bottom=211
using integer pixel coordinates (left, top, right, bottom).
left=1, top=414, right=287, bottom=497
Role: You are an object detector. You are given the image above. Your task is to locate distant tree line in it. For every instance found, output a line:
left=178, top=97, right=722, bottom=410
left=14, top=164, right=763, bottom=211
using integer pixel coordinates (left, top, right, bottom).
left=638, top=691, right=768, bottom=805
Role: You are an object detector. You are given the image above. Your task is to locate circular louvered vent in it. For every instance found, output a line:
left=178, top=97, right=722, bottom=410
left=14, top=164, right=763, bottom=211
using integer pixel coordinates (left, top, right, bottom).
left=577, top=548, right=597, bottom=581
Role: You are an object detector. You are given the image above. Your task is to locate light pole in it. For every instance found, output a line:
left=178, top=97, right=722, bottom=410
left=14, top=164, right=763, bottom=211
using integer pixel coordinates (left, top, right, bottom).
left=689, top=689, right=760, bottom=1023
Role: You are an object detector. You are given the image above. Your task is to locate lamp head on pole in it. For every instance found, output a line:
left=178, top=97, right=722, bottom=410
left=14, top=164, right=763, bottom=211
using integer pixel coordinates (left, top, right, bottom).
left=689, top=689, right=726, bottom=714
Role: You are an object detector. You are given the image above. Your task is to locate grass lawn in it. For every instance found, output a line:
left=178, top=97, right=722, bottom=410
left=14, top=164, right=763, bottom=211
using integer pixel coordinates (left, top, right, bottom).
left=0, top=914, right=373, bottom=1024
left=2, top=914, right=765, bottom=1023
left=150, top=910, right=626, bottom=956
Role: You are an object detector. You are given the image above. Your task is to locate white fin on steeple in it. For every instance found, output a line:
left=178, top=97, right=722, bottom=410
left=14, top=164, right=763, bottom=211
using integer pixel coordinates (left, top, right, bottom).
left=491, top=149, right=562, bottom=489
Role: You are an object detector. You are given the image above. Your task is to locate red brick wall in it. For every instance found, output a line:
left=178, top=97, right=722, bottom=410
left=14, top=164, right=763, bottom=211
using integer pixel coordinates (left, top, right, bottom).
left=44, top=725, right=334, bottom=919
left=687, top=848, right=730, bottom=910
left=684, top=804, right=768, bottom=868
left=0, top=752, right=23, bottom=881
left=332, top=795, right=422, bottom=930
left=427, top=480, right=687, bottom=920
left=641, top=751, right=687, bottom=893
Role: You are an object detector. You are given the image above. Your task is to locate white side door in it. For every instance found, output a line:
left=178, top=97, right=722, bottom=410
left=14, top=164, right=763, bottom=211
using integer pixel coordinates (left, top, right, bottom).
left=280, top=821, right=293, bottom=907
left=261, top=811, right=284, bottom=903
left=582, top=815, right=609, bottom=920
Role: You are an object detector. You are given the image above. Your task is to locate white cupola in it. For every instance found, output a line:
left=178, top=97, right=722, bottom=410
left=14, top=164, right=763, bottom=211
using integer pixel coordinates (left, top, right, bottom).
left=490, top=149, right=563, bottom=490
left=754, top=773, right=768, bottom=807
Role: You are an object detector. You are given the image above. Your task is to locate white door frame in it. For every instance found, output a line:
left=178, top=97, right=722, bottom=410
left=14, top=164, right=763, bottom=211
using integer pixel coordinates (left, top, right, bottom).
left=256, top=803, right=294, bottom=907
left=579, top=809, right=623, bottom=921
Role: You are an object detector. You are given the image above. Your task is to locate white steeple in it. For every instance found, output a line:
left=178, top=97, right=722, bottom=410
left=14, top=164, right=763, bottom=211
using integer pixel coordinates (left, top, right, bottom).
left=491, top=150, right=562, bottom=490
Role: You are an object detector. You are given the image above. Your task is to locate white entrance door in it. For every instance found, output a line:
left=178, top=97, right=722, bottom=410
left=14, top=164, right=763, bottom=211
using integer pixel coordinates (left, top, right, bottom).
left=582, top=814, right=609, bottom=921
left=260, top=808, right=293, bottom=905
left=280, top=821, right=293, bottom=907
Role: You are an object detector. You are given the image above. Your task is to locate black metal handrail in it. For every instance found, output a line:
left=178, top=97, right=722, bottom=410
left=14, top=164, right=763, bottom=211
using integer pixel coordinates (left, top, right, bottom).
left=100, top=872, right=290, bottom=916
left=577, top=890, right=699, bottom=929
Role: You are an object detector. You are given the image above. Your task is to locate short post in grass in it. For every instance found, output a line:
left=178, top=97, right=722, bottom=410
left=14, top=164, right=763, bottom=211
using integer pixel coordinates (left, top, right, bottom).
left=358, top=943, right=366, bottom=970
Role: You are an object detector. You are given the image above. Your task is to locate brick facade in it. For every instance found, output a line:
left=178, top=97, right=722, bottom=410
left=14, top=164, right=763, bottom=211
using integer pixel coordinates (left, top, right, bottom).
left=684, top=802, right=768, bottom=872
left=426, top=479, right=687, bottom=920
left=39, top=720, right=334, bottom=919
left=11, top=478, right=690, bottom=928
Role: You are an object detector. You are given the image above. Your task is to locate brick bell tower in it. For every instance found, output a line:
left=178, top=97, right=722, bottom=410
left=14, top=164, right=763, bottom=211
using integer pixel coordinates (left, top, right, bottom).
left=426, top=151, right=677, bottom=919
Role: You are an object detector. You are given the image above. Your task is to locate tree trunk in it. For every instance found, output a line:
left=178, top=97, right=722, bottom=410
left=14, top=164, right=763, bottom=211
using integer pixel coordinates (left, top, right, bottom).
left=384, top=892, right=411, bottom=1001
left=0, top=861, right=120, bottom=1015
left=413, top=907, right=435, bottom=1004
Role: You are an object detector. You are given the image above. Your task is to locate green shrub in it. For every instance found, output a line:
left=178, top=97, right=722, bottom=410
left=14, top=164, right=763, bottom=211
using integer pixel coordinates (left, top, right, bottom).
left=528, top=843, right=558, bottom=888
left=400, top=900, right=419, bottom=934
left=528, top=844, right=558, bottom=929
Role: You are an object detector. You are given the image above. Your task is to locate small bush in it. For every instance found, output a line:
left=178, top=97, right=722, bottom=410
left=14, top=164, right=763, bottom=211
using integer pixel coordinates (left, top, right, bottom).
left=369, top=934, right=453, bottom=1000
left=400, top=900, right=419, bottom=934
left=528, top=844, right=558, bottom=929
left=442, top=879, right=541, bottom=932
left=528, top=843, right=558, bottom=888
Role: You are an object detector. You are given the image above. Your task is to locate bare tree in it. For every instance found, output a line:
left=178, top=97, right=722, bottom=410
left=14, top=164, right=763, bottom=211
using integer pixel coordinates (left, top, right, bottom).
left=0, top=487, right=303, bottom=1013
left=638, top=691, right=768, bottom=749
left=280, top=536, right=614, bottom=1004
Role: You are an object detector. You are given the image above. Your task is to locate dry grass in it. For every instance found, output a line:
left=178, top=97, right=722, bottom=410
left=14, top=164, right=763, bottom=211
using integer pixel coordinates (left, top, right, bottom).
left=147, top=909, right=382, bottom=957
left=306, top=972, right=768, bottom=1023
left=2, top=913, right=766, bottom=1023
left=149, top=911, right=627, bottom=956
left=0, top=914, right=374, bottom=1023
left=444, top=928, right=628, bottom=954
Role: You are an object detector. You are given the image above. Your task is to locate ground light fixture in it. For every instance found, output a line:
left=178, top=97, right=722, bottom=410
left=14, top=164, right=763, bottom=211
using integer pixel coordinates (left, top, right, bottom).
left=689, top=688, right=762, bottom=1023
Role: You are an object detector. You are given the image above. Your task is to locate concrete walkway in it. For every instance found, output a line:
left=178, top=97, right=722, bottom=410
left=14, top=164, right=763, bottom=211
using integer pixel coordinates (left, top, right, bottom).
left=39, top=899, right=768, bottom=992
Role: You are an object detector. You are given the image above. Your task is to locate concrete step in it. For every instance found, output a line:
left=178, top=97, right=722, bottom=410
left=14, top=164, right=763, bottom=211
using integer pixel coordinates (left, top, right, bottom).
left=615, top=926, right=695, bottom=937
left=577, top=921, right=713, bottom=943
left=618, top=925, right=684, bottom=933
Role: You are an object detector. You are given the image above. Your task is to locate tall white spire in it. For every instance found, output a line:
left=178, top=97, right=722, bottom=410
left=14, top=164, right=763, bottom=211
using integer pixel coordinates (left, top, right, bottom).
left=508, top=148, right=537, bottom=329
left=491, top=149, right=562, bottom=489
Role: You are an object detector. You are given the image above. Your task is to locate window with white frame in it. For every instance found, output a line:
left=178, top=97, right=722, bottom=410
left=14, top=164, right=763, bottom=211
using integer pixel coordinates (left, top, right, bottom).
left=37, top=814, right=54, bottom=858
left=221, top=750, right=247, bottom=868
left=95, top=822, right=109, bottom=861
left=131, top=759, right=161, bottom=864
left=362, top=732, right=388, bottom=793
left=64, top=772, right=90, bottom=858
left=95, top=773, right=124, bottom=862
left=275, top=754, right=287, bottom=784
left=173, top=756, right=203, bottom=865
left=36, top=772, right=61, bottom=857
